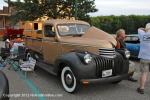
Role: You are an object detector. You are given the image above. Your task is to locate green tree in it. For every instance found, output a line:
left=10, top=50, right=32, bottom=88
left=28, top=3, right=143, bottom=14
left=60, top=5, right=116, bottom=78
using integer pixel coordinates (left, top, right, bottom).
left=5, top=0, right=97, bottom=23
left=91, top=15, right=150, bottom=34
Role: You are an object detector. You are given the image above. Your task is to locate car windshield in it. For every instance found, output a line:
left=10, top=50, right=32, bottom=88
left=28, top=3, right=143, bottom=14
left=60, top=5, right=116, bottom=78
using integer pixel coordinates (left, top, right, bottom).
left=57, top=24, right=90, bottom=36
left=125, top=36, right=140, bottom=43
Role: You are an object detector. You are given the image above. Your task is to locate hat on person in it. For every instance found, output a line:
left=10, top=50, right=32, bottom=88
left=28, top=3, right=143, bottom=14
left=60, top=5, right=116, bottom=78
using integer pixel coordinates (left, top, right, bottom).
left=145, top=23, right=150, bottom=31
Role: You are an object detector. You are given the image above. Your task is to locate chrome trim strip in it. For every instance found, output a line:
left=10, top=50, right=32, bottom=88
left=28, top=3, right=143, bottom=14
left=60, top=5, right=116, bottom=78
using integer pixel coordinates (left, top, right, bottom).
left=99, top=48, right=116, bottom=58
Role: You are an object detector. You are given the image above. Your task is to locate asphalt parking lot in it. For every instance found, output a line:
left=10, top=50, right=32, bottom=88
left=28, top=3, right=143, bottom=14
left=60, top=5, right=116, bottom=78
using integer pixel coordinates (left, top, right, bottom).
left=0, top=41, right=150, bottom=100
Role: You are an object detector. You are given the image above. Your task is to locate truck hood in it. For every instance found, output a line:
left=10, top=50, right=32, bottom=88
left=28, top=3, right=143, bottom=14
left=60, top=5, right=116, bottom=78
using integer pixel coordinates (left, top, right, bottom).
left=60, top=37, right=113, bottom=48
left=59, top=27, right=116, bottom=48
left=82, top=26, right=117, bottom=46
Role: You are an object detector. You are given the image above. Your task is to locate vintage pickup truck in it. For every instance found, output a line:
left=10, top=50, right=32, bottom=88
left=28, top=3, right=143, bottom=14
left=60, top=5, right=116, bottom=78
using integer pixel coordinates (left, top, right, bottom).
left=21, top=19, right=131, bottom=93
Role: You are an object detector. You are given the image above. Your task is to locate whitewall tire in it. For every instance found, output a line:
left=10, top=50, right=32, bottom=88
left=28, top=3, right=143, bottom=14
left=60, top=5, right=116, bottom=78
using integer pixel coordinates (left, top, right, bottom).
left=61, top=66, right=78, bottom=93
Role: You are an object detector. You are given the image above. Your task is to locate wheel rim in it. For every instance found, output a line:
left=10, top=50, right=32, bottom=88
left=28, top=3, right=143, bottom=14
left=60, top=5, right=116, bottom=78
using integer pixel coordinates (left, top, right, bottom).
left=65, top=73, right=73, bottom=86
left=61, top=66, right=76, bottom=93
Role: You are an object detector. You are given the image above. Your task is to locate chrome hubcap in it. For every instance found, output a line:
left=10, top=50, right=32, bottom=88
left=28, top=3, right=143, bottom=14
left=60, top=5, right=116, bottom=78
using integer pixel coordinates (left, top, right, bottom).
left=65, top=74, right=73, bottom=85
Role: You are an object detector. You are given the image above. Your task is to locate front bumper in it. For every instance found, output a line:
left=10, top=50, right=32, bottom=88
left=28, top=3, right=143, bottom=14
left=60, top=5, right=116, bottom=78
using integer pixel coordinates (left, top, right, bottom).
left=80, top=74, right=129, bottom=84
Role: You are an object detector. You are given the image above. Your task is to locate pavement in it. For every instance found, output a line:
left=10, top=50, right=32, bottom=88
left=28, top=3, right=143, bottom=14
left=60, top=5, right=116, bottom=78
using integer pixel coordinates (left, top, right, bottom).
left=0, top=41, right=150, bottom=100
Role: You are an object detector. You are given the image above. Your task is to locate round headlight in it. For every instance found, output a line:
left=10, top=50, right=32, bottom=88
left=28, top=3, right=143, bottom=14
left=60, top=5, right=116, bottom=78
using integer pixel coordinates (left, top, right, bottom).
left=125, top=50, right=130, bottom=58
left=84, top=53, right=92, bottom=64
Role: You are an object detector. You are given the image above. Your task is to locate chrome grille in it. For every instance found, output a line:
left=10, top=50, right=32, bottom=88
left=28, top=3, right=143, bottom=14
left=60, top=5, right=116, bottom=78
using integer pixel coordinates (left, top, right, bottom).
left=99, top=48, right=116, bottom=58
left=94, top=53, right=124, bottom=77
left=94, top=57, right=114, bottom=77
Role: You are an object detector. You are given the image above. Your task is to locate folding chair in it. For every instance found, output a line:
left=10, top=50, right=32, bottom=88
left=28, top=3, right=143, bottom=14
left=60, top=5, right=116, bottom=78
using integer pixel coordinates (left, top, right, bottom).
left=8, top=46, right=26, bottom=71
left=0, top=48, right=10, bottom=60
left=12, top=46, right=26, bottom=61
left=0, top=48, right=11, bottom=70
left=19, top=57, right=36, bottom=78
left=15, top=46, right=36, bottom=77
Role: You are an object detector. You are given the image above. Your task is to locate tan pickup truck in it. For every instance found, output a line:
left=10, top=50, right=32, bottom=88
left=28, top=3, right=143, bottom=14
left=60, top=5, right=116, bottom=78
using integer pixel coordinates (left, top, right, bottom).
left=22, top=19, right=130, bottom=93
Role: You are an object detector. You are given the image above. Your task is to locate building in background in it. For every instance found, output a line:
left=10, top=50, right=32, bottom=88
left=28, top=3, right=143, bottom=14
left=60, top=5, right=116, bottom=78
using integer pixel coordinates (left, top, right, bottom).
left=0, top=6, right=11, bottom=37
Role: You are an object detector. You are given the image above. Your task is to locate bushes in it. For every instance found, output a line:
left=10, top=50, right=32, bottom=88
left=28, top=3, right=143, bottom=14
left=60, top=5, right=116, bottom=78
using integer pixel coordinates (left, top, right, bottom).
left=90, top=15, right=150, bottom=34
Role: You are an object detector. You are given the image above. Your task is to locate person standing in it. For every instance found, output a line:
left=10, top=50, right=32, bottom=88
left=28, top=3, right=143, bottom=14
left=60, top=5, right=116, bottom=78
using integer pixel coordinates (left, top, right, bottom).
left=115, top=29, right=137, bottom=82
left=137, top=23, right=150, bottom=94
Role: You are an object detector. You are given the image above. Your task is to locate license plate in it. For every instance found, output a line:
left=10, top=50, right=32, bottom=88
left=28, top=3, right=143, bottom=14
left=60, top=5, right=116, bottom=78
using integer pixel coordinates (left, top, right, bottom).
left=102, top=69, right=112, bottom=77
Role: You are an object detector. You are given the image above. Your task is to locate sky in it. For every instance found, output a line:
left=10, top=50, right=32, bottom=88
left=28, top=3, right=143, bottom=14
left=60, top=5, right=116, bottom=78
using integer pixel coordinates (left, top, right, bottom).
left=90, top=0, right=150, bottom=16
left=0, top=0, right=7, bottom=9
left=0, top=0, right=150, bottom=16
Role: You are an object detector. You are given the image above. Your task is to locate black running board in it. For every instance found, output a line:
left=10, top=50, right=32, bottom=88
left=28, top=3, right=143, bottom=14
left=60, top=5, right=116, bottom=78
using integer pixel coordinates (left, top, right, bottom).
left=36, top=61, right=57, bottom=76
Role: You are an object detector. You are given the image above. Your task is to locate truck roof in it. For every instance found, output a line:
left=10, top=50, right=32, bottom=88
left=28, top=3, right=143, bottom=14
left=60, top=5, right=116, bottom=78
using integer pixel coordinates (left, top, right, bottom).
left=44, top=19, right=90, bottom=25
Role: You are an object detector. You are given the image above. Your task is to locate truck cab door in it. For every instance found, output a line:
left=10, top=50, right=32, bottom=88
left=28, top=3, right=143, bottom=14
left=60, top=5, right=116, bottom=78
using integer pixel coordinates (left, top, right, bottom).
left=42, top=24, right=60, bottom=64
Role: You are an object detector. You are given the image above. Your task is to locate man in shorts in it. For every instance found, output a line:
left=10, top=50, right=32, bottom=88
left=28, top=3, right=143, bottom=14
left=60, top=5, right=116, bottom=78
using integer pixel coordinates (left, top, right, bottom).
left=137, top=23, right=150, bottom=94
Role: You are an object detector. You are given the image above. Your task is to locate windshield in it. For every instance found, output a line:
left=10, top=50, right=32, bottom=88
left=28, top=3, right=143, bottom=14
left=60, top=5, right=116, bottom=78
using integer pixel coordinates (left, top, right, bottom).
left=57, top=24, right=90, bottom=36
left=125, top=36, right=140, bottom=43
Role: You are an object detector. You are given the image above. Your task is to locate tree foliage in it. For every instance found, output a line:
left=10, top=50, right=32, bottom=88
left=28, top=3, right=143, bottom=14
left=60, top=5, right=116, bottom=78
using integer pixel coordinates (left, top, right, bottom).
left=7, top=0, right=97, bottom=23
left=91, top=15, right=150, bottom=34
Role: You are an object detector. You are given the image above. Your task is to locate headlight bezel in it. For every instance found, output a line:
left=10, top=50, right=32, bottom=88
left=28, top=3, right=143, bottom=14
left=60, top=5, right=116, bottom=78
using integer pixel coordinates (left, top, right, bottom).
left=76, top=52, right=93, bottom=64
left=125, top=49, right=130, bottom=58
left=83, top=53, right=93, bottom=64
left=116, top=48, right=131, bottom=59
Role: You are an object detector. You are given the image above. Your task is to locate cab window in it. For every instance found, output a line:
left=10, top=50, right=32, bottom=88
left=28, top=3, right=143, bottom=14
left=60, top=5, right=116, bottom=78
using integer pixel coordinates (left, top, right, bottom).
left=34, top=23, right=42, bottom=34
left=44, top=25, right=55, bottom=37
left=34, top=23, right=38, bottom=30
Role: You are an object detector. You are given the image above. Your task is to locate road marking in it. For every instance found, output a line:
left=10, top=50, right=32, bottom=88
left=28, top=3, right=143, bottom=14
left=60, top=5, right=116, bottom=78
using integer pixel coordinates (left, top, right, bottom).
left=12, top=62, right=46, bottom=100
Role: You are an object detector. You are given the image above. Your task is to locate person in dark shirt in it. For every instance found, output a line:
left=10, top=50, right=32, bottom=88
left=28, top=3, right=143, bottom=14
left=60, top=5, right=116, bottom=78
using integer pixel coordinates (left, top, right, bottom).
left=116, top=29, right=137, bottom=82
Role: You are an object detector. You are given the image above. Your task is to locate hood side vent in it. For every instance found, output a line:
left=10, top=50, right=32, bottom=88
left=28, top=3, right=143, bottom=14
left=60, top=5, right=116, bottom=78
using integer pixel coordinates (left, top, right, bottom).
left=99, top=48, right=116, bottom=58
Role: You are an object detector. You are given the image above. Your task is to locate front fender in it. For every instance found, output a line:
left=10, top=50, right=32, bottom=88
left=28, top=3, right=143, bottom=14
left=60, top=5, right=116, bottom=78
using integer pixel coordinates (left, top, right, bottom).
left=54, top=52, right=97, bottom=80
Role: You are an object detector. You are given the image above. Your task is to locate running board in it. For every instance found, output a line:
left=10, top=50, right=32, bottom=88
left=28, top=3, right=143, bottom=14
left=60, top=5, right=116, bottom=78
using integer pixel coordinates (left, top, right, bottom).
left=36, top=61, right=57, bottom=76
